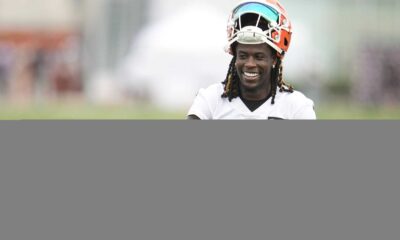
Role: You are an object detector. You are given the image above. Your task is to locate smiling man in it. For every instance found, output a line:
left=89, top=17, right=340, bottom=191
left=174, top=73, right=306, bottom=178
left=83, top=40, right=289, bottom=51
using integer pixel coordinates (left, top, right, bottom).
left=187, top=0, right=316, bottom=120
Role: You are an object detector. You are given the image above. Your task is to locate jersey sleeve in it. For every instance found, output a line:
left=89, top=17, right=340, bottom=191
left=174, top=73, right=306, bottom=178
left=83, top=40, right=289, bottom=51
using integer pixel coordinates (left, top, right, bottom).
left=187, top=84, right=221, bottom=120
left=293, top=97, right=316, bottom=119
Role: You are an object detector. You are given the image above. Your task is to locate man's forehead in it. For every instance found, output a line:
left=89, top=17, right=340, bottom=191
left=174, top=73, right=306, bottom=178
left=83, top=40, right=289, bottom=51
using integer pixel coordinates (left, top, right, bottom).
left=236, top=43, right=272, bottom=53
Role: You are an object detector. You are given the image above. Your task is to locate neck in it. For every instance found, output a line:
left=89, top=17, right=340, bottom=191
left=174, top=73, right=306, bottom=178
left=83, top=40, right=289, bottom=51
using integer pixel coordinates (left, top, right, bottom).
left=240, top=84, right=271, bottom=101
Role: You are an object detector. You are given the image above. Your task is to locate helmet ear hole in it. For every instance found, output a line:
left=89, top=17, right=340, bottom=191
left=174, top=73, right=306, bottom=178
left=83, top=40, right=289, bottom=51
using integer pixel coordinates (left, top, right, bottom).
left=284, top=38, right=289, bottom=46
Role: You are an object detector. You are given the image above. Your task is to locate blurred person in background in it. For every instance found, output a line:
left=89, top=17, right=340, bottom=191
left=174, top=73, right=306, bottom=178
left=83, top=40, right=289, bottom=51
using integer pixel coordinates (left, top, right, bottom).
left=8, top=43, right=37, bottom=103
left=0, top=42, right=15, bottom=97
left=187, top=0, right=315, bottom=119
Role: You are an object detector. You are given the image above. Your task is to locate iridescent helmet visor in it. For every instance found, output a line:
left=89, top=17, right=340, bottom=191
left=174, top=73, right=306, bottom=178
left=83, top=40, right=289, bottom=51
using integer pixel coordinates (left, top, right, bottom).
left=232, top=2, right=279, bottom=26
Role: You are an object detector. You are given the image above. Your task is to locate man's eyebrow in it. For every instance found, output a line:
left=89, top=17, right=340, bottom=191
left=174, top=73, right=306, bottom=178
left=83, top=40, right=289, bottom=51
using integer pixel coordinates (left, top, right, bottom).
left=237, top=50, right=266, bottom=54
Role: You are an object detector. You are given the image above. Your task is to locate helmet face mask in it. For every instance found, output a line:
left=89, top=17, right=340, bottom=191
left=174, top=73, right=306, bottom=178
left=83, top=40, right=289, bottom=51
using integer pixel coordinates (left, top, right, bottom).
left=226, top=0, right=292, bottom=58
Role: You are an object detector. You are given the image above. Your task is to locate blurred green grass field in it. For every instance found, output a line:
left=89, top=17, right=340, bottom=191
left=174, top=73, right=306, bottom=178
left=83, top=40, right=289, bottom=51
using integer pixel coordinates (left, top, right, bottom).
left=316, top=102, right=400, bottom=119
left=0, top=102, right=400, bottom=120
left=0, top=102, right=186, bottom=120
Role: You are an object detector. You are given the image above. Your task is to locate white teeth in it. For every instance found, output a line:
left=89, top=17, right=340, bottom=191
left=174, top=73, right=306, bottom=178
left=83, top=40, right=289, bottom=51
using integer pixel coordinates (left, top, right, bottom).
left=244, top=72, right=259, bottom=77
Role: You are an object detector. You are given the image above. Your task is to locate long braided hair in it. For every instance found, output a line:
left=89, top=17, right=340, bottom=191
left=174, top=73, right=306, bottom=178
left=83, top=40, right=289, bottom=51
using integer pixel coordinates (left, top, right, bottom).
left=221, top=47, right=294, bottom=104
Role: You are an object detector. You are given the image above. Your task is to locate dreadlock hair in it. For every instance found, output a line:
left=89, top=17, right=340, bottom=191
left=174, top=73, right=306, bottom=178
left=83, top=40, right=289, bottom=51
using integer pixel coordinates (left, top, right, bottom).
left=221, top=47, right=294, bottom=104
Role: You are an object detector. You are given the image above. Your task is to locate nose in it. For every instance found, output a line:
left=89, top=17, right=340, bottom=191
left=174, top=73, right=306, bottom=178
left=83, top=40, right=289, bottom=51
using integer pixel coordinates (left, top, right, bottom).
left=244, top=56, right=257, bottom=68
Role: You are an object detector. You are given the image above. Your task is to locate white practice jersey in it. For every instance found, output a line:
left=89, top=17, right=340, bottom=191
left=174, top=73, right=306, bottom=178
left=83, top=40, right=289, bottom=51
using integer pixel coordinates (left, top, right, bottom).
left=187, top=83, right=316, bottom=120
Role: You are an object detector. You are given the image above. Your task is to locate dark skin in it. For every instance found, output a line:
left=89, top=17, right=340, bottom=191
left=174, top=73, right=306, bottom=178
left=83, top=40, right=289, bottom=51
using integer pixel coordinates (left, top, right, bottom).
left=188, top=43, right=276, bottom=120
left=235, top=43, right=277, bottom=100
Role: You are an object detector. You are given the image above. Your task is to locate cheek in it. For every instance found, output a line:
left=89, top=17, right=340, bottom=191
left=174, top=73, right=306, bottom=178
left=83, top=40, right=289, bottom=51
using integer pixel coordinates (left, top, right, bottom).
left=235, top=60, right=240, bottom=68
left=234, top=62, right=241, bottom=72
left=260, top=63, right=271, bottom=73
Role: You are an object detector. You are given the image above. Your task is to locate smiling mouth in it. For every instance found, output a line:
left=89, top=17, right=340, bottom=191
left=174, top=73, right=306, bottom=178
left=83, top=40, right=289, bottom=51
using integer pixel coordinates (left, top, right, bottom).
left=243, top=71, right=260, bottom=80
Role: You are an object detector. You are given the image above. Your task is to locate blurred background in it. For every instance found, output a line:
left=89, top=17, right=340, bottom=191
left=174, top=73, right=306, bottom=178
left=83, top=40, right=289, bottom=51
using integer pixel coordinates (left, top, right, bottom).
left=0, top=0, right=400, bottom=119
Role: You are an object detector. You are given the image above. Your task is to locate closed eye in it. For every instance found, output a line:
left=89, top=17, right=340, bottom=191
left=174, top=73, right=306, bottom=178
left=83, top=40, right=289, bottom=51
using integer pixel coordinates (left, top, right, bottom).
left=238, top=54, right=247, bottom=60
left=255, top=54, right=265, bottom=60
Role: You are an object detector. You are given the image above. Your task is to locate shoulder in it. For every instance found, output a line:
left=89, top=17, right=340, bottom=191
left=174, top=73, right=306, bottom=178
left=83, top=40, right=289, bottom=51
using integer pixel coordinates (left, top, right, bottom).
left=275, top=89, right=316, bottom=119
left=279, top=90, right=314, bottom=105
left=197, top=83, right=224, bottom=97
left=196, top=82, right=226, bottom=110
left=187, top=83, right=225, bottom=119
left=194, top=82, right=225, bottom=104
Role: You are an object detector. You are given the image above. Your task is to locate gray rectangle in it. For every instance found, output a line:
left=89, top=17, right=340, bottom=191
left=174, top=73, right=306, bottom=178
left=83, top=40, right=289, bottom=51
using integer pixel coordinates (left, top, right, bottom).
left=0, top=121, right=399, bottom=240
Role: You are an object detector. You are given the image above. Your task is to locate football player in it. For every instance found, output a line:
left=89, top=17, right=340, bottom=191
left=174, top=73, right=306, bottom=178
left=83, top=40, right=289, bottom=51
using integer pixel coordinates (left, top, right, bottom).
left=187, top=0, right=316, bottom=119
